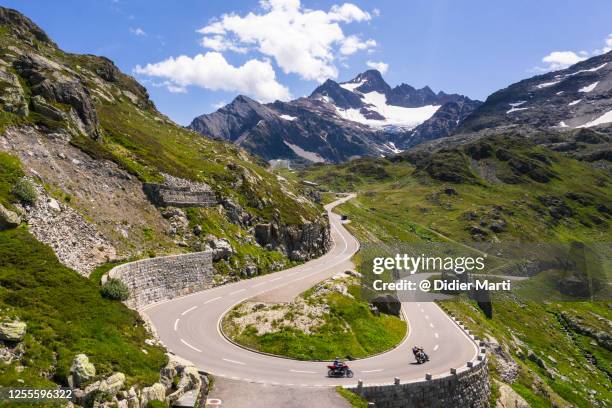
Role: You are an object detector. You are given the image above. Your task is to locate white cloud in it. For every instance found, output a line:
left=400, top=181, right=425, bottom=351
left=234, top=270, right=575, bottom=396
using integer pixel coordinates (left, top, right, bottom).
left=197, top=0, right=377, bottom=82
left=595, top=33, right=612, bottom=55
left=200, top=35, right=248, bottom=53
left=134, top=52, right=291, bottom=102
left=129, top=27, right=147, bottom=37
left=366, top=60, right=389, bottom=74
left=212, top=101, right=227, bottom=109
left=340, top=36, right=376, bottom=55
left=535, top=34, right=612, bottom=72
left=541, top=51, right=586, bottom=71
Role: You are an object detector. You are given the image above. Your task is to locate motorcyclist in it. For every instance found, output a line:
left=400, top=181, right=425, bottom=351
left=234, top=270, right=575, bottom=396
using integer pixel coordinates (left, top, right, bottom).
left=333, top=357, right=345, bottom=371
left=412, top=346, right=428, bottom=362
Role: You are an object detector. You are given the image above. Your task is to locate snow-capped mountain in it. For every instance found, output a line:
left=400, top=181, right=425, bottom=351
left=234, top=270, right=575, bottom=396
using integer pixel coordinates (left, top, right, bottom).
left=457, top=50, right=612, bottom=134
left=189, top=70, right=480, bottom=163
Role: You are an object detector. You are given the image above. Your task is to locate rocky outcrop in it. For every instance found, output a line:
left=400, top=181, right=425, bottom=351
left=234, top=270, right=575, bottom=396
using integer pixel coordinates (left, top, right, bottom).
left=140, top=383, right=166, bottom=407
left=68, top=354, right=96, bottom=389
left=160, top=354, right=203, bottom=405
left=14, top=52, right=101, bottom=138
left=371, top=294, right=402, bottom=317
left=204, top=235, right=234, bottom=261
left=0, top=203, right=21, bottom=230
left=254, top=213, right=331, bottom=261
left=0, top=7, right=55, bottom=46
left=106, top=251, right=214, bottom=309
left=0, top=318, right=26, bottom=342
left=494, top=380, right=530, bottom=408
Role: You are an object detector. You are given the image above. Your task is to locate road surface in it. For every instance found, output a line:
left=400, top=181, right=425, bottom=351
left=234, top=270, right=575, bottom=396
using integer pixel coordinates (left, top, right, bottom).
left=143, top=195, right=479, bottom=387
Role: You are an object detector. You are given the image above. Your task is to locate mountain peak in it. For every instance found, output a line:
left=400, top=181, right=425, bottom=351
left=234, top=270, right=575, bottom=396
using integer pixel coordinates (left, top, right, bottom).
left=344, top=69, right=391, bottom=94
left=0, top=7, right=56, bottom=46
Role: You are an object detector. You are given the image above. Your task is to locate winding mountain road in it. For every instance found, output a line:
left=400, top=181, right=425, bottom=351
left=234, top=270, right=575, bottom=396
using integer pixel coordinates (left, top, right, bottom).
left=143, top=195, right=478, bottom=387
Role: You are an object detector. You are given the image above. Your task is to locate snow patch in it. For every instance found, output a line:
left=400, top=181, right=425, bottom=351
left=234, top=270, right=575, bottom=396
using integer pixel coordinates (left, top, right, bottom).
left=577, top=109, right=612, bottom=128
left=556, top=91, right=564, bottom=95
left=568, top=63, right=607, bottom=76
left=283, top=141, right=326, bottom=163
left=335, top=91, right=440, bottom=130
left=579, top=82, right=599, bottom=93
left=558, top=121, right=569, bottom=128
left=339, top=80, right=366, bottom=92
left=536, top=80, right=561, bottom=89
left=506, top=102, right=529, bottom=114
left=568, top=99, right=582, bottom=106
left=279, top=114, right=297, bottom=121
left=385, top=141, right=403, bottom=154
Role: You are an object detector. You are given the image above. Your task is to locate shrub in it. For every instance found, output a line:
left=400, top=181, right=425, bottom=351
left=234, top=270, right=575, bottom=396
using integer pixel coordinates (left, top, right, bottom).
left=12, top=178, right=37, bottom=205
left=100, top=278, right=130, bottom=301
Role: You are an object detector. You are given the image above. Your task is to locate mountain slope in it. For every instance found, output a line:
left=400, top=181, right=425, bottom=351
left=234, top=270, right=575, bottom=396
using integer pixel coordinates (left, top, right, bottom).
left=0, top=5, right=332, bottom=392
left=189, top=70, right=480, bottom=163
left=458, top=51, right=612, bottom=134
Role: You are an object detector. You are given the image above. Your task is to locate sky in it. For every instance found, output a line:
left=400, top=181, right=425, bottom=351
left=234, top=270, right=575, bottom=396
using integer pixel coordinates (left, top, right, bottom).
left=2, top=0, right=612, bottom=125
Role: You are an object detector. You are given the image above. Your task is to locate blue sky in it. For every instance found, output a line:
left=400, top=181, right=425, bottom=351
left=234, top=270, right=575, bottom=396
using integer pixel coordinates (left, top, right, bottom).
left=3, top=0, right=612, bottom=125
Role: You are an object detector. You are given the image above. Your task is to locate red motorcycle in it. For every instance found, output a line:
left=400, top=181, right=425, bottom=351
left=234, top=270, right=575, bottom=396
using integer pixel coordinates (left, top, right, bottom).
left=327, top=363, right=354, bottom=378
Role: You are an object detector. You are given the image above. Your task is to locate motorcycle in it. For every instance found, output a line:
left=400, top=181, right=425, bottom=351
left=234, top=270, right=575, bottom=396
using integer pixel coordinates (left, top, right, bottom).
left=327, top=364, right=354, bottom=378
left=413, top=347, right=429, bottom=364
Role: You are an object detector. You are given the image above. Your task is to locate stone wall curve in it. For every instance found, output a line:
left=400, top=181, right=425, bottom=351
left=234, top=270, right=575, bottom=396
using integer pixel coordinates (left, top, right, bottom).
left=105, top=251, right=214, bottom=310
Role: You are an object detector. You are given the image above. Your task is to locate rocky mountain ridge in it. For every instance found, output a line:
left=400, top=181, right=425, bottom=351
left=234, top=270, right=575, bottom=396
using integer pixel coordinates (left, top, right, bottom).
left=189, top=69, right=480, bottom=163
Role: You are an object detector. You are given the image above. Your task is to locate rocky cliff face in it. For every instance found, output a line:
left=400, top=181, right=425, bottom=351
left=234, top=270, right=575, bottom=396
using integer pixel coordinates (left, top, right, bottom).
left=189, top=70, right=480, bottom=163
left=254, top=213, right=331, bottom=261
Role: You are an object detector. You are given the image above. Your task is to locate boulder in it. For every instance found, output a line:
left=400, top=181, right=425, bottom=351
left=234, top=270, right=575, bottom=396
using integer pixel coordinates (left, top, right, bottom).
left=81, top=372, right=125, bottom=402
left=371, top=294, right=401, bottom=317
left=494, top=380, right=530, bottom=408
left=167, top=365, right=202, bottom=404
left=68, top=353, right=96, bottom=388
left=0, top=319, right=26, bottom=342
left=160, top=354, right=203, bottom=403
left=206, top=235, right=234, bottom=261
left=0, top=204, right=21, bottom=230
left=140, top=383, right=165, bottom=408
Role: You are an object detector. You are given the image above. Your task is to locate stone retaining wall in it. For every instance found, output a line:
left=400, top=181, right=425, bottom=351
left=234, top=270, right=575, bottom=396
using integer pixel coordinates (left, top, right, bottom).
left=348, top=358, right=489, bottom=408
left=143, top=183, right=217, bottom=207
left=347, top=313, right=490, bottom=408
left=106, top=251, right=214, bottom=309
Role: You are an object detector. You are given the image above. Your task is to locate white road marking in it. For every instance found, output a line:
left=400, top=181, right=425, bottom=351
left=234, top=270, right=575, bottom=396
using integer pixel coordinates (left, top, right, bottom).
left=269, top=277, right=282, bottom=282
left=222, top=358, right=246, bottom=365
left=361, top=369, right=383, bottom=373
left=289, top=369, right=316, bottom=374
left=425, top=315, right=429, bottom=320
left=434, top=332, right=439, bottom=338
left=433, top=344, right=439, bottom=351
left=229, top=289, right=246, bottom=295
left=429, top=323, right=434, bottom=328
left=181, top=306, right=197, bottom=316
left=287, top=272, right=298, bottom=277
left=180, top=338, right=202, bottom=352
left=174, top=319, right=179, bottom=331
left=204, top=296, right=222, bottom=304
left=252, top=282, right=267, bottom=288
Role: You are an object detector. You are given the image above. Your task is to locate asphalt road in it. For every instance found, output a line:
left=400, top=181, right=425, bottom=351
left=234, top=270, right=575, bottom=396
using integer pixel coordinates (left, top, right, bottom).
left=143, top=195, right=479, bottom=387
